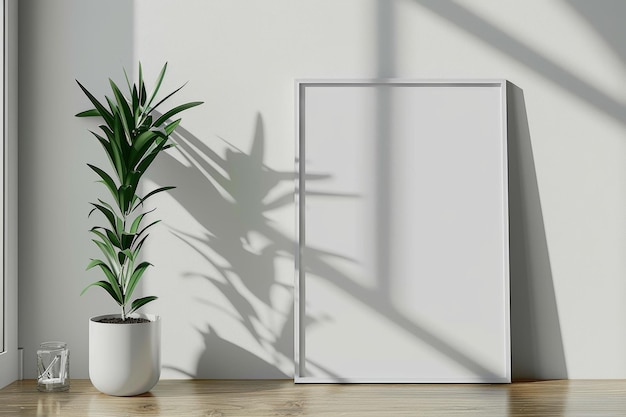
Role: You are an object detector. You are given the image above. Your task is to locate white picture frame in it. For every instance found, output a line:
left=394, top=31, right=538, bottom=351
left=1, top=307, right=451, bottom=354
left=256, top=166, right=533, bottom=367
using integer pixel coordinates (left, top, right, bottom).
left=295, top=80, right=510, bottom=383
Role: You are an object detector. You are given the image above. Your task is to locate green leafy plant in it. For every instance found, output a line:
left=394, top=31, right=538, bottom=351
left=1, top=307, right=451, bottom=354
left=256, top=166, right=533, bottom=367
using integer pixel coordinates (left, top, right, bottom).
left=76, top=63, right=202, bottom=320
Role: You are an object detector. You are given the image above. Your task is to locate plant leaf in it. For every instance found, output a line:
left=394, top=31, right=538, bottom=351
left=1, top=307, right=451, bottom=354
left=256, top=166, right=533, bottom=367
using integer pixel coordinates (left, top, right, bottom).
left=164, top=119, right=181, bottom=136
left=128, top=295, right=158, bottom=315
left=76, top=80, right=114, bottom=126
left=133, top=130, right=158, bottom=153
left=130, top=130, right=158, bottom=168
left=135, top=186, right=175, bottom=209
left=154, top=101, right=203, bottom=127
left=106, top=228, right=122, bottom=249
left=136, top=219, right=160, bottom=239
left=109, top=78, right=134, bottom=143
left=138, top=62, right=145, bottom=106
left=90, top=229, right=118, bottom=266
left=91, top=235, right=116, bottom=258
left=121, top=232, right=134, bottom=250
left=129, top=208, right=155, bottom=234
left=76, top=109, right=100, bottom=117
left=121, top=248, right=134, bottom=261
left=119, top=184, right=135, bottom=215
left=105, top=95, right=119, bottom=120
left=96, top=198, right=117, bottom=214
left=133, top=140, right=168, bottom=179
left=88, top=164, right=119, bottom=203
left=81, top=280, right=123, bottom=306
left=128, top=213, right=145, bottom=235
left=146, top=82, right=186, bottom=118
left=90, top=203, right=119, bottom=232
left=117, top=247, right=136, bottom=266
left=143, top=62, right=168, bottom=115
left=132, top=84, right=139, bottom=125
left=125, top=261, right=151, bottom=301
left=86, top=258, right=106, bottom=271
left=103, top=114, right=126, bottom=183
left=92, top=242, right=119, bottom=274
left=140, top=83, right=147, bottom=108
left=84, top=260, right=123, bottom=303
left=89, top=132, right=120, bottom=194
left=132, top=233, right=150, bottom=254
left=116, top=213, right=124, bottom=236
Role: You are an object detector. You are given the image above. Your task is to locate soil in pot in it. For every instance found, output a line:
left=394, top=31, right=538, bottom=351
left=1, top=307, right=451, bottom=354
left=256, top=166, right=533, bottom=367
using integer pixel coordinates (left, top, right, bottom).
left=95, top=317, right=151, bottom=324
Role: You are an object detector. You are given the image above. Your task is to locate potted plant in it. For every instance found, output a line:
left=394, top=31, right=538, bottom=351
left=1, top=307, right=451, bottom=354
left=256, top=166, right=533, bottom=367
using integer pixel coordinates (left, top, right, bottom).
left=76, top=63, right=202, bottom=396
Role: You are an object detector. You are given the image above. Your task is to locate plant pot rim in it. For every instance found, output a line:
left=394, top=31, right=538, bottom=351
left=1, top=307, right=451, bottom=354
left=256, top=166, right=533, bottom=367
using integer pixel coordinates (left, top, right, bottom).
left=90, top=313, right=160, bottom=324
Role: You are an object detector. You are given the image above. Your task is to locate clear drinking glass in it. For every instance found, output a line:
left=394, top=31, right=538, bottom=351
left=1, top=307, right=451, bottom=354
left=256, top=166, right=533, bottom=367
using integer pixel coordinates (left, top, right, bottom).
left=37, top=341, right=70, bottom=392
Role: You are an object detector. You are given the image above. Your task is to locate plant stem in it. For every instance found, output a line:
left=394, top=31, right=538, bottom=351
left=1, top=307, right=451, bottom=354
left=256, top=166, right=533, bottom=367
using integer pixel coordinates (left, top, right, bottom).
left=120, top=212, right=129, bottom=321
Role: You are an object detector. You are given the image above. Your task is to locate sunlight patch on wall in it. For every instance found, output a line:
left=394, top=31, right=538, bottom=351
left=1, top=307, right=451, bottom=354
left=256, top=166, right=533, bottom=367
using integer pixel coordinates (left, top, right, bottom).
left=457, top=0, right=626, bottom=102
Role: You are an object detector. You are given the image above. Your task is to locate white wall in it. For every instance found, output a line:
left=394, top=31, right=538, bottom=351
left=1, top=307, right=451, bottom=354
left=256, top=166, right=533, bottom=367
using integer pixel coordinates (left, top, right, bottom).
left=18, top=0, right=626, bottom=379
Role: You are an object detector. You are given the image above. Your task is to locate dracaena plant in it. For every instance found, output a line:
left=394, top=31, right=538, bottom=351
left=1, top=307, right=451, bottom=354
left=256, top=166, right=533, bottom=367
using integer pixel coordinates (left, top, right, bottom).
left=76, top=63, right=202, bottom=320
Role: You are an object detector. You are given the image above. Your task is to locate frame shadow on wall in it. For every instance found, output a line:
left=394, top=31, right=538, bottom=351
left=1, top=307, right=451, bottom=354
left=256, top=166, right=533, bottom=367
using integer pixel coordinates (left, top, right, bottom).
left=507, top=83, right=568, bottom=380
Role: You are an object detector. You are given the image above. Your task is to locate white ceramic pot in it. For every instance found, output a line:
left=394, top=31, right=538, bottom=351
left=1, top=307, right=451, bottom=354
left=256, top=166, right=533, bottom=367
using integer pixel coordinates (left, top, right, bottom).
left=89, top=313, right=161, bottom=396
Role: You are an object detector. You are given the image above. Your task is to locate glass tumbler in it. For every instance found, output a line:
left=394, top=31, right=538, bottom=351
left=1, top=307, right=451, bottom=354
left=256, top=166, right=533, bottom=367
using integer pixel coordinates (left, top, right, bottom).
left=37, top=341, right=70, bottom=392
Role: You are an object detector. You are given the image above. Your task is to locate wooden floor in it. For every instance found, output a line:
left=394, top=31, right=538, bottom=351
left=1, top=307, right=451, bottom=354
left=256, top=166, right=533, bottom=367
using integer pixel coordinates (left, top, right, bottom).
left=1, top=379, right=626, bottom=416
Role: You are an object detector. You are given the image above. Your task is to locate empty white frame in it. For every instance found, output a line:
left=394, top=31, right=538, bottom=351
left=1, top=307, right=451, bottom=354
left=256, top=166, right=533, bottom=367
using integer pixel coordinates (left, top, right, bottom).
left=295, top=80, right=510, bottom=383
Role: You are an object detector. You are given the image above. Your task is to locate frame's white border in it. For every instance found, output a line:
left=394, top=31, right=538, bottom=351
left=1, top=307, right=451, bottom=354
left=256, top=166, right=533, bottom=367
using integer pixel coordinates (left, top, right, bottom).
left=294, top=79, right=510, bottom=384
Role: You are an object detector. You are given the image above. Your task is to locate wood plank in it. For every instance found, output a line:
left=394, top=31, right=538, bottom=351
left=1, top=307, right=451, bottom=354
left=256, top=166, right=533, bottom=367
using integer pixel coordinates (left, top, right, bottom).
left=1, top=379, right=626, bottom=416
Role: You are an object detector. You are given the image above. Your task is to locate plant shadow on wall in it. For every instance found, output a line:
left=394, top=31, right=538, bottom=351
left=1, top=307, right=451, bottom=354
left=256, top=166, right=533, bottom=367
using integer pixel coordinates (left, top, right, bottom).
left=153, top=113, right=342, bottom=378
